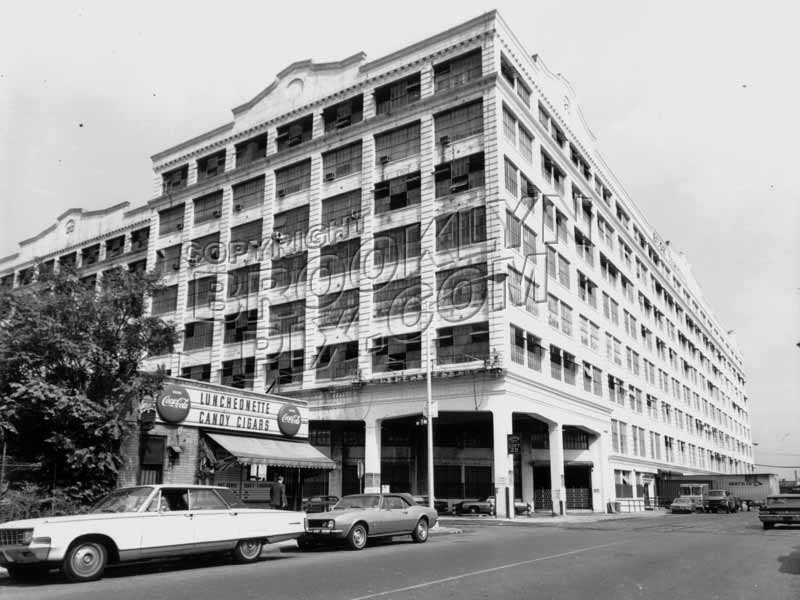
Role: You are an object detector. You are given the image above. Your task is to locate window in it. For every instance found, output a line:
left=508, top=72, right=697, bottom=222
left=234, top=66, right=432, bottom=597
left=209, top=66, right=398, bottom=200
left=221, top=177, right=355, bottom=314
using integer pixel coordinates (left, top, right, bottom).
left=503, top=106, right=517, bottom=142
left=228, top=264, right=260, bottom=298
left=235, top=133, right=268, bottom=168
left=434, top=153, right=485, bottom=196
left=186, top=276, right=218, bottom=309
left=436, top=207, right=486, bottom=251
left=229, top=219, right=263, bottom=250
left=558, top=255, right=570, bottom=288
left=159, top=204, right=185, bottom=235
left=224, top=309, right=258, bottom=343
left=183, top=320, right=214, bottom=351
left=269, top=300, right=305, bottom=335
left=322, top=142, right=363, bottom=180
left=320, top=238, right=361, bottom=276
left=275, top=159, right=311, bottom=197
left=436, top=264, right=487, bottom=310
left=505, top=210, right=521, bottom=249
left=129, top=227, right=150, bottom=253
left=541, top=151, right=566, bottom=194
left=197, top=150, right=226, bottom=182
left=193, top=190, right=223, bottom=224
left=375, top=73, right=421, bottom=115
left=105, top=236, right=124, bottom=259
left=162, top=165, right=188, bottom=194
left=569, top=144, right=592, bottom=180
left=608, top=375, right=625, bottom=405
left=221, top=357, right=255, bottom=389
left=156, top=244, right=181, bottom=275
left=522, top=225, right=537, bottom=258
left=374, top=172, right=420, bottom=213
left=276, top=114, right=313, bottom=151
left=504, top=157, right=518, bottom=196
left=307, top=194, right=356, bottom=235
left=316, top=341, right=359, bottom=380
left=232, top=175, right=265, bottom=212
left=374, top=223, right=420, bottom=268
left=373, top=333, right=422, bottom=372
left=323, top=95, right=364, bottom=132
left=436, top=322, right=489, bottom=365
left=597, top=216, right=615, bottom=249
left=152, top=285, right=178, bottom=314
left=434, top=48, right=482, bottom=92
left=271, top=252, right=307, bottom=289
left=373, top=277, right=420, bottom=318
left=273, top=206, right=309, bottom=241
left=579, top=316, right=599, bottom=351
left=499, top=56, right=530, bottom=106
left=519, top=127, right=534, bottom=162
left=602, top=293, right=619, bottom=325
left=317, top=289, right=359, bottom=328
left=375, top=121, right=421, bottom=163
left=577, top=271, right=598, bottom=308
left=187, top=233, right=220, bottom=266
left=181, top=363, right=211, bottom=382
left=266, top=350, right=304, bottom=389
left=435, top=100, right=483, bottom=143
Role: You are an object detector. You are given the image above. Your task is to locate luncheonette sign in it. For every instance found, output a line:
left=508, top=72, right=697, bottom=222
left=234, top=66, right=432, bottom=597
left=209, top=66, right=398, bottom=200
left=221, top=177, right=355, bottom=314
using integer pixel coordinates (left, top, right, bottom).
left=155, top=381, right=307, bottom=438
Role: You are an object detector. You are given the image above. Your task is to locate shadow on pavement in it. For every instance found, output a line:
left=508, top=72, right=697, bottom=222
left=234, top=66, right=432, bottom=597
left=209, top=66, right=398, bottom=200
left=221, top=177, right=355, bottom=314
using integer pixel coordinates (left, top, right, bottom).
left=778, top=546, right=800, bottom=575
left=0, top=554, right=294, bottom=587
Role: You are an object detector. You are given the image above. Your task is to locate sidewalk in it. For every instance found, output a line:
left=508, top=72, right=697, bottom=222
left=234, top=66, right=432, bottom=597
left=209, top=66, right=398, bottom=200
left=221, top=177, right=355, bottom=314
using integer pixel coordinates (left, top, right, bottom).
left=439, top=508, right=668, bottom=527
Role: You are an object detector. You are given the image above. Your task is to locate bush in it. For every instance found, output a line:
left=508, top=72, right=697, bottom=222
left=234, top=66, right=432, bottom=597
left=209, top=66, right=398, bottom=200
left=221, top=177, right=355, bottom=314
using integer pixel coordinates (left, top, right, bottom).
left=0, top=482, right=87, bottom=523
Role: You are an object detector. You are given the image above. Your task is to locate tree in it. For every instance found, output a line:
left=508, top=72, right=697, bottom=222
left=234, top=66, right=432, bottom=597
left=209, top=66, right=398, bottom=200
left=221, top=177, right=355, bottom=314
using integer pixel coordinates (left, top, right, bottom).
left=0, top=267, right=177, bottom=504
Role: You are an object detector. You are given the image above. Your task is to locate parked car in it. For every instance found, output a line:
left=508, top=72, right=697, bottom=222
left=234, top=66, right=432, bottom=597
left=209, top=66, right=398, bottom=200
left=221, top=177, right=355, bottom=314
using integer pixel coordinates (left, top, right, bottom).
left=670, top=497, right=700, bottom=514
left=302, top=495, right=339, bottom=514
left=456, top=497, right=496, bottom=515
left=704, top=489, right=738, bottom=513
left=299, top=493, right=437, bottom=551
left=759, top=494, right=800, bottom=529
left=0, top=484, right=306, bottom=583
left=411, top=495, right=450, bottom=515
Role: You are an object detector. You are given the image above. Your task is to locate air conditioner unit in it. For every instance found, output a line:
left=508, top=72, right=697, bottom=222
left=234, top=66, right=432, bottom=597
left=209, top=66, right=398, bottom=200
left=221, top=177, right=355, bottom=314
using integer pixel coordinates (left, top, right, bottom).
left=277, top=189, right=286, bottom=198
left=439, top=135, right=450, bottom=146
left=171, top=262, right=180, bottom=271
left=212, top=210, right=221, bottom=218
left=175, top=223, right=184, bottom=231
left=234, top=204, right=243, bottom=212
left=324, top=172, right=336, bottom=181
left=379, top=155, right=390, bottom=164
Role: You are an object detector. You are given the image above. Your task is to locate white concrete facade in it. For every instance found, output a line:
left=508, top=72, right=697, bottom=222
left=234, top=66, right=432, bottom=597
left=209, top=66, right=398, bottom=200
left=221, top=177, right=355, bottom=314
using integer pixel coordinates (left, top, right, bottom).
left=0, top=11, right=754, bottom=516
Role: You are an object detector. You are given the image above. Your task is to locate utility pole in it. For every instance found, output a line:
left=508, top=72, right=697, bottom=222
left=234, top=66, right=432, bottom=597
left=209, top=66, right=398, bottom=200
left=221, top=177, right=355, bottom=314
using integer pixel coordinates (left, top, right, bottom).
left=426, top=313, right=434, bottom=510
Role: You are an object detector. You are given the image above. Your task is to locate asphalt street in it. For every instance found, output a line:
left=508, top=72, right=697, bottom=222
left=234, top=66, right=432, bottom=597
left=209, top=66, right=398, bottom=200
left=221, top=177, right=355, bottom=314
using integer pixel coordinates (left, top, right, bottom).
left=2, top=512, right=798, bottom=600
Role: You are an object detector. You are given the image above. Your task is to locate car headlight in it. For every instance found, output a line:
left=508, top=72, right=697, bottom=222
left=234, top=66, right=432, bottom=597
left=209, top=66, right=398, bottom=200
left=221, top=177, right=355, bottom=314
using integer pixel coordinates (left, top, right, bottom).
left=21, top=529, right=34, bottom=545
left=326, top=520, right=335, bottom=529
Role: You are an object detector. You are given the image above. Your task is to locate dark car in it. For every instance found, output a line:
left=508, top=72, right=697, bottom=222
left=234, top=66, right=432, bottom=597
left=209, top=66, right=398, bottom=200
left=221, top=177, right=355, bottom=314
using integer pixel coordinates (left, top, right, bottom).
left=670, top=497, right=699, bottom=514
left=411, top=495, right=450, bottom=515
left=302, top=495, right=339, bottom=513
left=759, top=494, right=800, bottom=529
left=704, top=490, right=738, bottom=513
left=456, top=497, right=495, bottom=515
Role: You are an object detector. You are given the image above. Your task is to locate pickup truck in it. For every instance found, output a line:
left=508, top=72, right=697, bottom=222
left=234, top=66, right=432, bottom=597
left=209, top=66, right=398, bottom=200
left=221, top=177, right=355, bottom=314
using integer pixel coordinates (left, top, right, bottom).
left=704, top=489, right=738, bottom=513
left=759, top=494, right=800, bottom=529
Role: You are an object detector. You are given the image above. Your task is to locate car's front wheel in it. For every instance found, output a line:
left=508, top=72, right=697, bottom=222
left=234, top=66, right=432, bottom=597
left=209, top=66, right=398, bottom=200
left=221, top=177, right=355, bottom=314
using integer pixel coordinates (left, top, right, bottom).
left=411, top=518, right=429, bottom=543
left=347, top=523, right=368, bottom=550
left=232, top=539, right=263, bottom=563
left=63, top=540, right=108, bottom=582
left=469, top=506, right=478, bottom=514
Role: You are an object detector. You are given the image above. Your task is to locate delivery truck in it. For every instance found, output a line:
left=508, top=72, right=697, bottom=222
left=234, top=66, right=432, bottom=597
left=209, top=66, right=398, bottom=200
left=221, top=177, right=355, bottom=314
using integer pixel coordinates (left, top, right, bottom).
left=659, top=473, right=778, bottom=508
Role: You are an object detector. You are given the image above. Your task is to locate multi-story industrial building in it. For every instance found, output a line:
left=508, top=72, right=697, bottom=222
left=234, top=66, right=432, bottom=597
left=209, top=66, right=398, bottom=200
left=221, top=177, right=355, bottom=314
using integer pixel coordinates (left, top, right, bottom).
left=0, top=11, right=754, bottom=516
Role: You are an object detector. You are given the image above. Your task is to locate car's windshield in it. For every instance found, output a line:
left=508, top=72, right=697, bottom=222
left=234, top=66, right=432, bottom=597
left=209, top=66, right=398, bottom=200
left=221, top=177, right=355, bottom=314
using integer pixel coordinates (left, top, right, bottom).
left=708, top=491, right=725, bottom=497
left=91, top=487, right=154, bottom=513
left=334, top=494, right=380, bottom=509
left=674, top=498, right=691, bottom=503
left=766, top=497, right=800, bottom=506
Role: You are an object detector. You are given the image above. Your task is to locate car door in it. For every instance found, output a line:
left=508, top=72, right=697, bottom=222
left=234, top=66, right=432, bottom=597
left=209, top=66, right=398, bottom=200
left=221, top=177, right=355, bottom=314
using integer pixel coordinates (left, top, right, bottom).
left=382, top=495, right=413, bottom=533
left=189, top=488, right=236, bottom=552
left=139, top=488, right=197, bottom=558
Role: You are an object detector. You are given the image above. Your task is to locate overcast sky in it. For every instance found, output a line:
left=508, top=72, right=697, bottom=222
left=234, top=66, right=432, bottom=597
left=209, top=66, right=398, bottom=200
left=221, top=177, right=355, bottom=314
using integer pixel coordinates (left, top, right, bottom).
left=1, top=1, right=798, bottom=477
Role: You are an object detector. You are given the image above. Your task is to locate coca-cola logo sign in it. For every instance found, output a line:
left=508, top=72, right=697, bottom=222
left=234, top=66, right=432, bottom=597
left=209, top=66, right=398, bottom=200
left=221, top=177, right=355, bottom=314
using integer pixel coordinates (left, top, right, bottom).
left=156, top=384, right=191, bottom=424
left=277, top=404, right=302, bottom=437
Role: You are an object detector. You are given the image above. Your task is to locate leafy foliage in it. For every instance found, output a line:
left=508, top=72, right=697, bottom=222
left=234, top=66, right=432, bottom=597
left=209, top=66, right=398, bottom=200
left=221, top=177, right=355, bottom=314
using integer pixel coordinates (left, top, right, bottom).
left=0, top=267, right=177, bottom=506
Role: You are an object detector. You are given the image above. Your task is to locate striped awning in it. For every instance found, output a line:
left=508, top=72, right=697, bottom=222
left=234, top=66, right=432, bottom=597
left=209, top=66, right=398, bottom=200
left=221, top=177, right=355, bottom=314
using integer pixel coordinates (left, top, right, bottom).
left=206, top=432, right=335, bottom=470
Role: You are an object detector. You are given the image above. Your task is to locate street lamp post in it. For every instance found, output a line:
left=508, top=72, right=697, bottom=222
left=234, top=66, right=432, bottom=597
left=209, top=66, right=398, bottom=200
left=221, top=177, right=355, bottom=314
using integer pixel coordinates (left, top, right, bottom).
left=425, top=304, right=435, bottom=511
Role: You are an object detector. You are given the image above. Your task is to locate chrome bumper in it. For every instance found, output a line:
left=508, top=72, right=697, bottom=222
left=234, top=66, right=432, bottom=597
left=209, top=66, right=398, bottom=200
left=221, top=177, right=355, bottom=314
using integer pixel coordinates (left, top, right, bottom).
left=0, top=542, right=51, bottom=565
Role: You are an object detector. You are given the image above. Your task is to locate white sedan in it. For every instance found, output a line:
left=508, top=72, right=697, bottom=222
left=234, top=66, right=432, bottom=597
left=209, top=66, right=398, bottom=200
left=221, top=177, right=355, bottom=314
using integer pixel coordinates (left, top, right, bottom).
left=0, top=484, right=305, bottom=582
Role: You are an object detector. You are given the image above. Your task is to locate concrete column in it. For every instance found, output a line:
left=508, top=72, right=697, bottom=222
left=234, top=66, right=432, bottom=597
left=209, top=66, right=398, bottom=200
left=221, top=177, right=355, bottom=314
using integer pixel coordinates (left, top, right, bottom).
left=329, top=426, right=344, bottom=497
left=492, top=408, right=514, bottom=519
left=590, top=436, right=604, bottom=513
left=549, top=423, right=565, bottom=515
left=520, top=434, right=534, bottom=507
left=364, top=419, right=382, bottom=493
